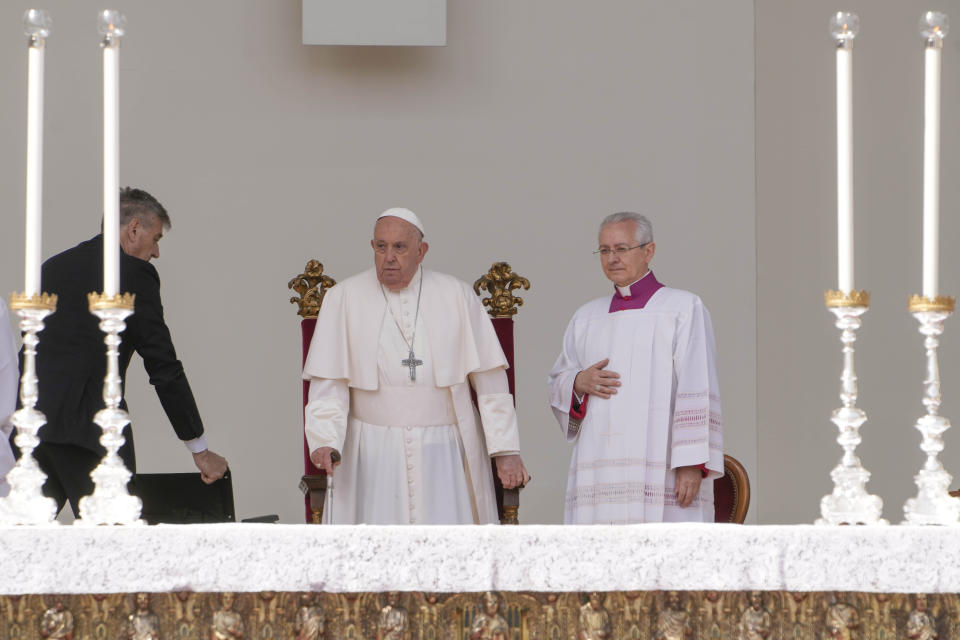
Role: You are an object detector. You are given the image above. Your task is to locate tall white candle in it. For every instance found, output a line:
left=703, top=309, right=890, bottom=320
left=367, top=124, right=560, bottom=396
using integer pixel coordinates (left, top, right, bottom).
left=836, top=45, right=854, bottom=292
left=98, top=11, right=125, bottom=298
left=830, top=12, right=859, bottom=294
left=102, top=44, right=119, bottom=297
left=23, top=11, right=52, bottom=298
left=920, top=12, right=948, bottom=299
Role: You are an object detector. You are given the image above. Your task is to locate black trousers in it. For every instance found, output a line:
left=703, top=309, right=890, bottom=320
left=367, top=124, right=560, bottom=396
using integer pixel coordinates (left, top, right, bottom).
left=11, top=432, right=136, bottom=517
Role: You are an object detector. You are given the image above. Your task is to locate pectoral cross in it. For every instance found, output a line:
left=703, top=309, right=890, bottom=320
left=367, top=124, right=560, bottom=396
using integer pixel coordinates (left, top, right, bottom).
left=402, top=349, right=423, bottom=381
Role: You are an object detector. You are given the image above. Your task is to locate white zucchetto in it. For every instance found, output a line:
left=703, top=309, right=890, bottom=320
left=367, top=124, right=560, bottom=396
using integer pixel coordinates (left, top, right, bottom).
left=377, top=207, right=425, bottom=236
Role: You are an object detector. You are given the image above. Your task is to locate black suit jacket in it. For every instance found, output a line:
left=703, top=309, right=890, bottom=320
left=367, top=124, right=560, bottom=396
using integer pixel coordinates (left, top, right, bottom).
left=33, top=235, right=204, bottom=459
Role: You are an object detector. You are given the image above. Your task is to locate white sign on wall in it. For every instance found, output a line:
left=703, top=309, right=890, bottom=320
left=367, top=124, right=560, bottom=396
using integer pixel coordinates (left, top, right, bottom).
left=303, top=0, right=446, bottom=46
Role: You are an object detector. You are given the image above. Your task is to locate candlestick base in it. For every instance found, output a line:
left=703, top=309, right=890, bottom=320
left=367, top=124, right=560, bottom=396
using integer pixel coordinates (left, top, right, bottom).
left=9, top=291, right=57, bottom=311
left=903, top=300, right=960, bottom=525
left=908, top=295, right=955, bottom=313
left=817, top=297, right=887, bottom=525
left=0, top=296, right=58, bottom=525
left=87, top=291, right=135, bottom=311
left=825, top=289, right=870, bottom=308
left=75, top=296, right=142, bottom=526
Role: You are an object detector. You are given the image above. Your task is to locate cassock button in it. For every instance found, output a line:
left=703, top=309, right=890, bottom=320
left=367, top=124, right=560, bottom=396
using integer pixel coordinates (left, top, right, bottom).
left=407, top=464, right=413, bottom=470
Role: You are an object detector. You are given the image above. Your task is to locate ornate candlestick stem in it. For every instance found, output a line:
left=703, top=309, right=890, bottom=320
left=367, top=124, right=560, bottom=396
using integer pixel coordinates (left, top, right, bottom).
left=903, top=295, right=959, bottom=524
left=75, top=293, right=142, bottom=526
left=817, top=290, right=886, bottom=525
left=0, top=293, right=59, bottom=524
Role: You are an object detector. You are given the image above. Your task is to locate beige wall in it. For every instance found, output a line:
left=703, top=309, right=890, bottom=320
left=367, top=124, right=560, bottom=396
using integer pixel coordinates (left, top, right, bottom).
left=757, top=0, right=960, bottom=522
left=0, top=1, right=756, bottom=523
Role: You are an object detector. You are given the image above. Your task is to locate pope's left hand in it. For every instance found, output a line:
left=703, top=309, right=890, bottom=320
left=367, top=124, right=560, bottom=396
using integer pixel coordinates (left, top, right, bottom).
left=674, top=465, right=703, bottom=508
left=495, top=454, right=531, bottom=489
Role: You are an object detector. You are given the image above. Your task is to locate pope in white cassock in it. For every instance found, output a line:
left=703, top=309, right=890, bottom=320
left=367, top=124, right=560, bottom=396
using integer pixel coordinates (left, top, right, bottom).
left=549, top=212, right=723, bottom=524
left=302, top=208, right=530, bottom=524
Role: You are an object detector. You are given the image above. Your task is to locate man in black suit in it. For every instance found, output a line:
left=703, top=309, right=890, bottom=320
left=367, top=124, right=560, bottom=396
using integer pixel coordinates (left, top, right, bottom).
left=26, top=187, right=228, bottom=515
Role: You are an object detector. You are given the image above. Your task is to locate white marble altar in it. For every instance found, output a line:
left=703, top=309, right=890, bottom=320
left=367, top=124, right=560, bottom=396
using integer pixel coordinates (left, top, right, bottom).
left=0, top=523, right=957, bottom=595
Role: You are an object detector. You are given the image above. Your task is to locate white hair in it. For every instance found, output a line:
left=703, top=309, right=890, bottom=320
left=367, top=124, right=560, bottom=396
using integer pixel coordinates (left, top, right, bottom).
left=599, top=212, right=653, bottom=244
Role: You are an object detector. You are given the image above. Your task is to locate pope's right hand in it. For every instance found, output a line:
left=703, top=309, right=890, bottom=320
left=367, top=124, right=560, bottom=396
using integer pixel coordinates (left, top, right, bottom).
left=310, top=446, right=341, bottom=476
left=573, top=358, right=621, bottom=399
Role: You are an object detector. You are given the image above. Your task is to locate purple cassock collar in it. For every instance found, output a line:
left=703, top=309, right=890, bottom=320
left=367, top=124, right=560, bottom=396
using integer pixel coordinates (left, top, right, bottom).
left=609, top=271, right=664, bottom=312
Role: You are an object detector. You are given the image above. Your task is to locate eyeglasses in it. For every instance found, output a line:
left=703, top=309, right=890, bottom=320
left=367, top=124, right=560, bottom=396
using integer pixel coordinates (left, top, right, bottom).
left=593, top=242, right=650, bottom=257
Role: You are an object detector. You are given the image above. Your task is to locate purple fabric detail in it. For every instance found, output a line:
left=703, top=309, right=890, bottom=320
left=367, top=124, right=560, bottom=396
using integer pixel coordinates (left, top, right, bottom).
left=608, top=272, right=665, bottom=312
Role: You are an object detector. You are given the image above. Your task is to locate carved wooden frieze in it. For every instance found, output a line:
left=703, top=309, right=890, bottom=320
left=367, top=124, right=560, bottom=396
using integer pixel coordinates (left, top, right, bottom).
left=0, top=590, right=954, bottom=640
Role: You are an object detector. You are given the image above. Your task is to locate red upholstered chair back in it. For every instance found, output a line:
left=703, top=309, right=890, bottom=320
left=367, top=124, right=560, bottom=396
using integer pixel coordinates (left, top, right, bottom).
left=713, top=454, right=750, bottom=523
left=473, top=262, right=530, bottom=524
left=288, top=261, right=336, bottom=523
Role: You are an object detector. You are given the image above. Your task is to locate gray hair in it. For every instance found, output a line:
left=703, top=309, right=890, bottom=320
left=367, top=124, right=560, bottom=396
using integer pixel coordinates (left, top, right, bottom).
left=120, top=187, right=171, bottom=230
left=599, top=212, right=653, bottom=244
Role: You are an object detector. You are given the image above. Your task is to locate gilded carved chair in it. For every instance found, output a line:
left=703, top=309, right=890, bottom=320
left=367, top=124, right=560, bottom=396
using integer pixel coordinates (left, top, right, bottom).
left=713, top=454, right=750, bottom=523
left=288, top=260, right=529, bottom=525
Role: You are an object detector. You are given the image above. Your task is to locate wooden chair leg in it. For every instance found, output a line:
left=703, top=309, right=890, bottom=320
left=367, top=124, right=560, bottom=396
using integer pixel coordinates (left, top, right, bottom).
left=299, top=475, right=329, bottom=524
left=501, top=488, right=520, bottom=525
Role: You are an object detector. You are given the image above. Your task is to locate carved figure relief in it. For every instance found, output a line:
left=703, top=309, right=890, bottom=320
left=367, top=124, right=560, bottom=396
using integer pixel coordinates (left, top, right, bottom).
left=210, top=593, right=244, bottom=640
left=654, top=592, right=692, bottom=640
left=470, top=593, right=508, bottom=640
left=825, top=593, right=859, bottom=640
left=38, top=596, right=73, bottom=640
left=906, top=594, right=938, bottom=640
left=293, top=593, right=325, bottom=640
left=377, top=593, right=407, bottom=640
left=578, top=593, right=609, bottom=640
left=739, top=592, right=771, bottom=640
left=125, top=594, right=160, bottom=640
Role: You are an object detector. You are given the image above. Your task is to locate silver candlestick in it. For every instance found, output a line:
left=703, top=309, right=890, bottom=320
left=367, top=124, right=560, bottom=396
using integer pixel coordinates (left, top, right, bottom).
left=903, top=295, right=960, bottom=525
left=0, top=293, right=59, bottom=525
left=75, top=292, right=142, bottom=526
left=817, top=290, right=886, bottom=525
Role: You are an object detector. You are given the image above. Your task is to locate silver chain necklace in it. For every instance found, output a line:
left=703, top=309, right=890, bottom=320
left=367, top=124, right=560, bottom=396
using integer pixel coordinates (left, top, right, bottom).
left=380, top=267, right=424, bottom=381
